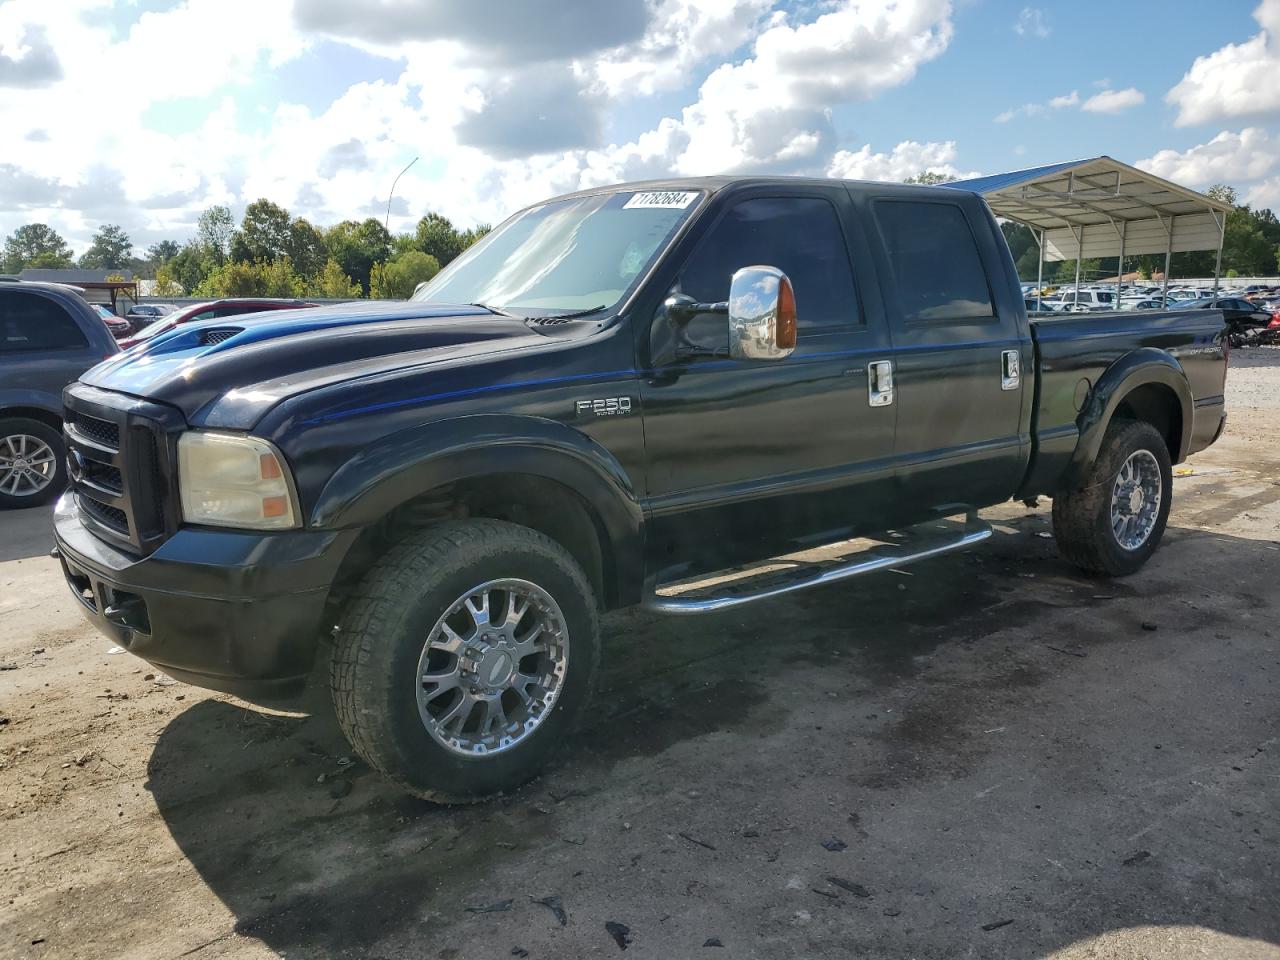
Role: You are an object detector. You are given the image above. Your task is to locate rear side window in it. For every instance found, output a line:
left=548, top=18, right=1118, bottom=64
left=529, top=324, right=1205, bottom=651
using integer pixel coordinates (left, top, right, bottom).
left=0, top=291, right=90, bottom=352
left=680, top=196, right=860, bottom=330
left=873, top=200, right=994, bottom=323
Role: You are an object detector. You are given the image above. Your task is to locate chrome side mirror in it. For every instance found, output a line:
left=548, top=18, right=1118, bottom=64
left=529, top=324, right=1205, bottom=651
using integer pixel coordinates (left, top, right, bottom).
left=728, top=265, right=797, bottom=361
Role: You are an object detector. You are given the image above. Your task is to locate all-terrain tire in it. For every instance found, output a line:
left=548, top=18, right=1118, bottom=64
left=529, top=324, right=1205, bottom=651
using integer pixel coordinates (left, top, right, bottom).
left=0, top=417, right=67, bottom=509
left=1051, top=419, right=1172, bottom=576
left=330, top=519, right=600, bottom=803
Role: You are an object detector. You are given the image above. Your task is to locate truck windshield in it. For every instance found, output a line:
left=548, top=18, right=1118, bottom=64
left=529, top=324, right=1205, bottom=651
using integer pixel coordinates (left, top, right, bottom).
left=411, top=189, right=704, bottom=317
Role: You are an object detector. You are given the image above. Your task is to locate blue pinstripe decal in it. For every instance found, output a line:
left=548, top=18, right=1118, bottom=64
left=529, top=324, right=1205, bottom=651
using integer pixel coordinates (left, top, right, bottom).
left=303, top=337, right=1030, bottom=423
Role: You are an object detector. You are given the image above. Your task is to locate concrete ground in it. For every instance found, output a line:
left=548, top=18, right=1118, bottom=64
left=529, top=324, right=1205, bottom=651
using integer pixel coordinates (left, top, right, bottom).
left=2, top=350, right=1278, bottom=960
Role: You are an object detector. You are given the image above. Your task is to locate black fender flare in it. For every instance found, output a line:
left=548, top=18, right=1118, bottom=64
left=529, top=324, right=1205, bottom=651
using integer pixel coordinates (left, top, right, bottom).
left=1066, top=348, right=1193, bottom=486
left=310, top=414, right=644, bottom=597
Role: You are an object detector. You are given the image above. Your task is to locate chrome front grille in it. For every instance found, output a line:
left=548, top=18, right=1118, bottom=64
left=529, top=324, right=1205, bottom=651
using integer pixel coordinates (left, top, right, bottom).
left=63, top=384, right=183, bottom=554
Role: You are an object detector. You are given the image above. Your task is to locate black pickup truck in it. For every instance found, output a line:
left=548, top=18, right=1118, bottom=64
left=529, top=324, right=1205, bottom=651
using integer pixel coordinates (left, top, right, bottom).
left=52, top=177, right=1227, bottom=802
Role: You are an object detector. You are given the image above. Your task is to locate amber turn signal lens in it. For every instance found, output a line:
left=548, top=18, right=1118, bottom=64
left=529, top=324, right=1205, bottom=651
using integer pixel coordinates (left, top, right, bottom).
left=776, top=277, right=797, bottom=350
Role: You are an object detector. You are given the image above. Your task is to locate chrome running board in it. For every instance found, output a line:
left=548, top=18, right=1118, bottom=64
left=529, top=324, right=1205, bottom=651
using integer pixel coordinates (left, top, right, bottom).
left=645, top=511, right=992, bottom=615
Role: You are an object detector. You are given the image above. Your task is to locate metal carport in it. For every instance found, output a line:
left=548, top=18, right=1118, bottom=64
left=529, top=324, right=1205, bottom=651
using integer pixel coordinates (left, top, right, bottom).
left=945, top=156, right=1232, bottom=309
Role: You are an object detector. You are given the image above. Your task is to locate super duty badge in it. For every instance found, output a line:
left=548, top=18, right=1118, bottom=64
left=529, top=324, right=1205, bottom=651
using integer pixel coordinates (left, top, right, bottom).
left=576, top=397, right=633, bottom=417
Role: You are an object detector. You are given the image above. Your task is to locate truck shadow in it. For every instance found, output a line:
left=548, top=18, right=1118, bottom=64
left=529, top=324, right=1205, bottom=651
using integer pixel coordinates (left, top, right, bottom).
left=145, top=519, right=1280, bottom=958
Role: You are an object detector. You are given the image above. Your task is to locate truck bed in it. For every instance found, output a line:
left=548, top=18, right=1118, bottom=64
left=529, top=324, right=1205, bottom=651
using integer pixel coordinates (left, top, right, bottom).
left=1021, top=309, right=1228, bottom=496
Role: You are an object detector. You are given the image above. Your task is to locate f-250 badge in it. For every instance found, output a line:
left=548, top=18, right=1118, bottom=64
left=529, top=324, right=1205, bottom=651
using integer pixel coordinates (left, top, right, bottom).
left=576, top=397, right=633, bottom=417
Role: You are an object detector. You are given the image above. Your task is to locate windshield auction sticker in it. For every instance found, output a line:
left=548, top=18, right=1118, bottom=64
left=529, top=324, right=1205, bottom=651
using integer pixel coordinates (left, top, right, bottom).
left=623, top=191, right=699, bottom=210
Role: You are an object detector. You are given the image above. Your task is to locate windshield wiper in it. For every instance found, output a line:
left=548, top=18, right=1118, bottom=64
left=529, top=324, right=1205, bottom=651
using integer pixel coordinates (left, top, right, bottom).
left=467, top=302, right=519, bottom=318
left=534, top=305, right=607, bottom=321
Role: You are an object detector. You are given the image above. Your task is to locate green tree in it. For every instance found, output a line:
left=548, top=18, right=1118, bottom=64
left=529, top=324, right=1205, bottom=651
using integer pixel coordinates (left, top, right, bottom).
left=230, top=199, right=294, bottom=264
left=146, top=240, right=180, bottom=265
left=169, top=243, right=212, bottom=294
left=309, top=258, right=362, bottom=299
left=288, top=217, right=326, bottom=280
left=413, top=212, right=466, bottom=267
left=79, top=224, right=133, bottom=270
left=196, top=205, right=235, bottom=266
left=370, top=251, right=441, bottom=299
left=903, top=170, right=957, bottom=185
left=324, top=218, right=391, bottom=294
left=2, top=223, right=73, bottom=272
left=153, top=265, right=183, bottom=296
left=195, top=257, right=303, bottom=298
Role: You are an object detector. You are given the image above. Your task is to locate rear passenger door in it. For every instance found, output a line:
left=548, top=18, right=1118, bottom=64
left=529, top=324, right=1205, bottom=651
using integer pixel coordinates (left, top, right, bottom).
left=861, top=195, right=1029, bottom=512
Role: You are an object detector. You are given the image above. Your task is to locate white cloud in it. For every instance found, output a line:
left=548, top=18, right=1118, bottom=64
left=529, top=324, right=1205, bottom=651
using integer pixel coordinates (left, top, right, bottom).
left=994, top=89, right=1075, bottom=123
left=1137, top=128, right=1280, bottom=188
left=1014, top=7, right=1049, bottom=39
left=592, top=0, right=779, bottom=98
left=0, top=0, right=964, bottom=251
left=1245, top=176, right=1280, bottom=209
left=1080, top=87, right=1144, bottom=114
left=669, top=0, right=955, bottom=173
left=826, top=139, right=975, bottom=181
left=1167, top=0, right=1280, bottom=127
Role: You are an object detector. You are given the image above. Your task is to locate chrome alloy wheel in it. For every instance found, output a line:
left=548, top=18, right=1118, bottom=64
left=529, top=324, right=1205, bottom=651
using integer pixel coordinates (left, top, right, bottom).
left=0, top=434, right=57, bottom=498
left=415, top=578, right=569, bottom=757
left=1110, top=449, right=1162, bottom=550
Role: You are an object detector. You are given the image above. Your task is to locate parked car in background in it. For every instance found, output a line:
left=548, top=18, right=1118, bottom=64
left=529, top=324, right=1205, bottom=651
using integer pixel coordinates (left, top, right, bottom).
left=1055, top=289, right=1116, bottom=311
left=1171, top=295, right=1275, bottom=346
left=124, top=303, right=176, bottom=328
left=88, top=303, right=132, bottom=338
left=117, top=298, right=318, bottom=349
left=1119, top=298, right=1166, bottom=311
left=1, top=282, right=119, bottom=508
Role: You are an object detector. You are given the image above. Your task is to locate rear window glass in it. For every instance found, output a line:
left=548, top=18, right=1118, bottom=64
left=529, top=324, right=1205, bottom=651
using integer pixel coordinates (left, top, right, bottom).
left=0, top=291, right=89, bottom=352
left=873, top=200, right=995, bottom=323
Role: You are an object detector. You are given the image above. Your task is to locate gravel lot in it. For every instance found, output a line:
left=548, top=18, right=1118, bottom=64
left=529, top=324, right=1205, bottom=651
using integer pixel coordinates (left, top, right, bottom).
left=2, top=350, right=1278, bottom=960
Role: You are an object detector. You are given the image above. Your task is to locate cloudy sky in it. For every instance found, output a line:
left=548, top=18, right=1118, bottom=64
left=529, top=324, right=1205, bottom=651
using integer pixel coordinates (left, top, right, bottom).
left=1, top=0, right=1277, bottom=253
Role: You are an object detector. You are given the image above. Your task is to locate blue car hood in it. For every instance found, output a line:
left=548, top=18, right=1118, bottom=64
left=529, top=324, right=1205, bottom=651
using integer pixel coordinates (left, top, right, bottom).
left=81, top=301, right=544, bottom=427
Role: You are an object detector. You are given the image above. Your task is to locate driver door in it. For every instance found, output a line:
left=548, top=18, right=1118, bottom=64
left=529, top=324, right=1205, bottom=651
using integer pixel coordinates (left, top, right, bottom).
left=638, top=185, right=896, bottom=582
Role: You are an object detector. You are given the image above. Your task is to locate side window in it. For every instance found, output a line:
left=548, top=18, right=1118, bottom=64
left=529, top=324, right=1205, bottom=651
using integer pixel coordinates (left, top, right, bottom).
left=680, top=196, right=860, bottom=332
left=0, top=292, right=90, bottom=352
left=873, top=200, right=995, bottom=323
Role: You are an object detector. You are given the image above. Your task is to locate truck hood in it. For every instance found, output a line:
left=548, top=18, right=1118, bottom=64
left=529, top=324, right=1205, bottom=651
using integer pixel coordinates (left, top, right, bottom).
left=81, top=301, right=546, bottom=426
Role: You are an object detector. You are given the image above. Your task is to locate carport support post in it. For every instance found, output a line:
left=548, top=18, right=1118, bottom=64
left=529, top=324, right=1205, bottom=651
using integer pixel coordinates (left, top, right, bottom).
left=1212, top=208, right=1225, bottom=293
left=1162, top=216, right=1174, bottom=307
left=1035, top=228, right=1044, bottom=310
left=1073, top=225, right=1083, bottom=303
left=1116, top=224, right=1125, bottom=308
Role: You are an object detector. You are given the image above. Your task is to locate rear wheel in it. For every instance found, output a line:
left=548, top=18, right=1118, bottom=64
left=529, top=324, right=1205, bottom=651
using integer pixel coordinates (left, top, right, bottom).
left=1051, top=419, right=1172, bottom=576
left=330, top=519, right=600, bottom=803
left=0, top=418, right=66, bottom=509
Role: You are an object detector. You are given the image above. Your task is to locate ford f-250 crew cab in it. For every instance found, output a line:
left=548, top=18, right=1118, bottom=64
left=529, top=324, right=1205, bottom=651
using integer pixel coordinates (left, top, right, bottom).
left=52, top=177, right=1228, bottom=802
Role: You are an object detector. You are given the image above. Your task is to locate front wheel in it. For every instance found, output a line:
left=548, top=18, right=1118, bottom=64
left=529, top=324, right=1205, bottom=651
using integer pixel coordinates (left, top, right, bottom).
left=330, top=519, right=600, bottom=803
left=1051, top=419, right=1172, bottom=576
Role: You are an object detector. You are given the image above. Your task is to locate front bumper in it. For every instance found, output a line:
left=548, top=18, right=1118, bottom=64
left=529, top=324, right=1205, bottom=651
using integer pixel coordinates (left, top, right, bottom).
left=53, top=493, right=357, bottom=700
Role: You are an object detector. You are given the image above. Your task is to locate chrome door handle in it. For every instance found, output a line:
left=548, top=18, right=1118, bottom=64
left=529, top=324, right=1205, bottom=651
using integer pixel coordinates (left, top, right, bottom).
left=867, top=359, right=894, bottom=407
left=1001, top=349, right=1021, bottom=391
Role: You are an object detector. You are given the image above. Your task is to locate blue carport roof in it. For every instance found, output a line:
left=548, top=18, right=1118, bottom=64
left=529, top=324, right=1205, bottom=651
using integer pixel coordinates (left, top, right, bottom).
left=944, top=159, right=1090, bottom=196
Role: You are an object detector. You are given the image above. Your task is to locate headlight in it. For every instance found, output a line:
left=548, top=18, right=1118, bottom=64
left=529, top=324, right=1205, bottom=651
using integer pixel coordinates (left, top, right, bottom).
left=177, top=432, right=300, bottom=530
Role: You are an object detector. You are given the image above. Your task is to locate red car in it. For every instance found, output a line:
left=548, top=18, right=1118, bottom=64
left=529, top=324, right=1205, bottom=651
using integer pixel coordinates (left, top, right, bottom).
left=88, top=304, right=132, bottom=337
left=118, top=298, right=317, bottom=348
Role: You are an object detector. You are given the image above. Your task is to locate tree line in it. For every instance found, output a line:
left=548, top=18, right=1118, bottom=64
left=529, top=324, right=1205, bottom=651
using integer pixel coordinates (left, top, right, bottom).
left=0, top=200, right=491, bottom=300
left=6, top=179, right=1278, bottom=299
